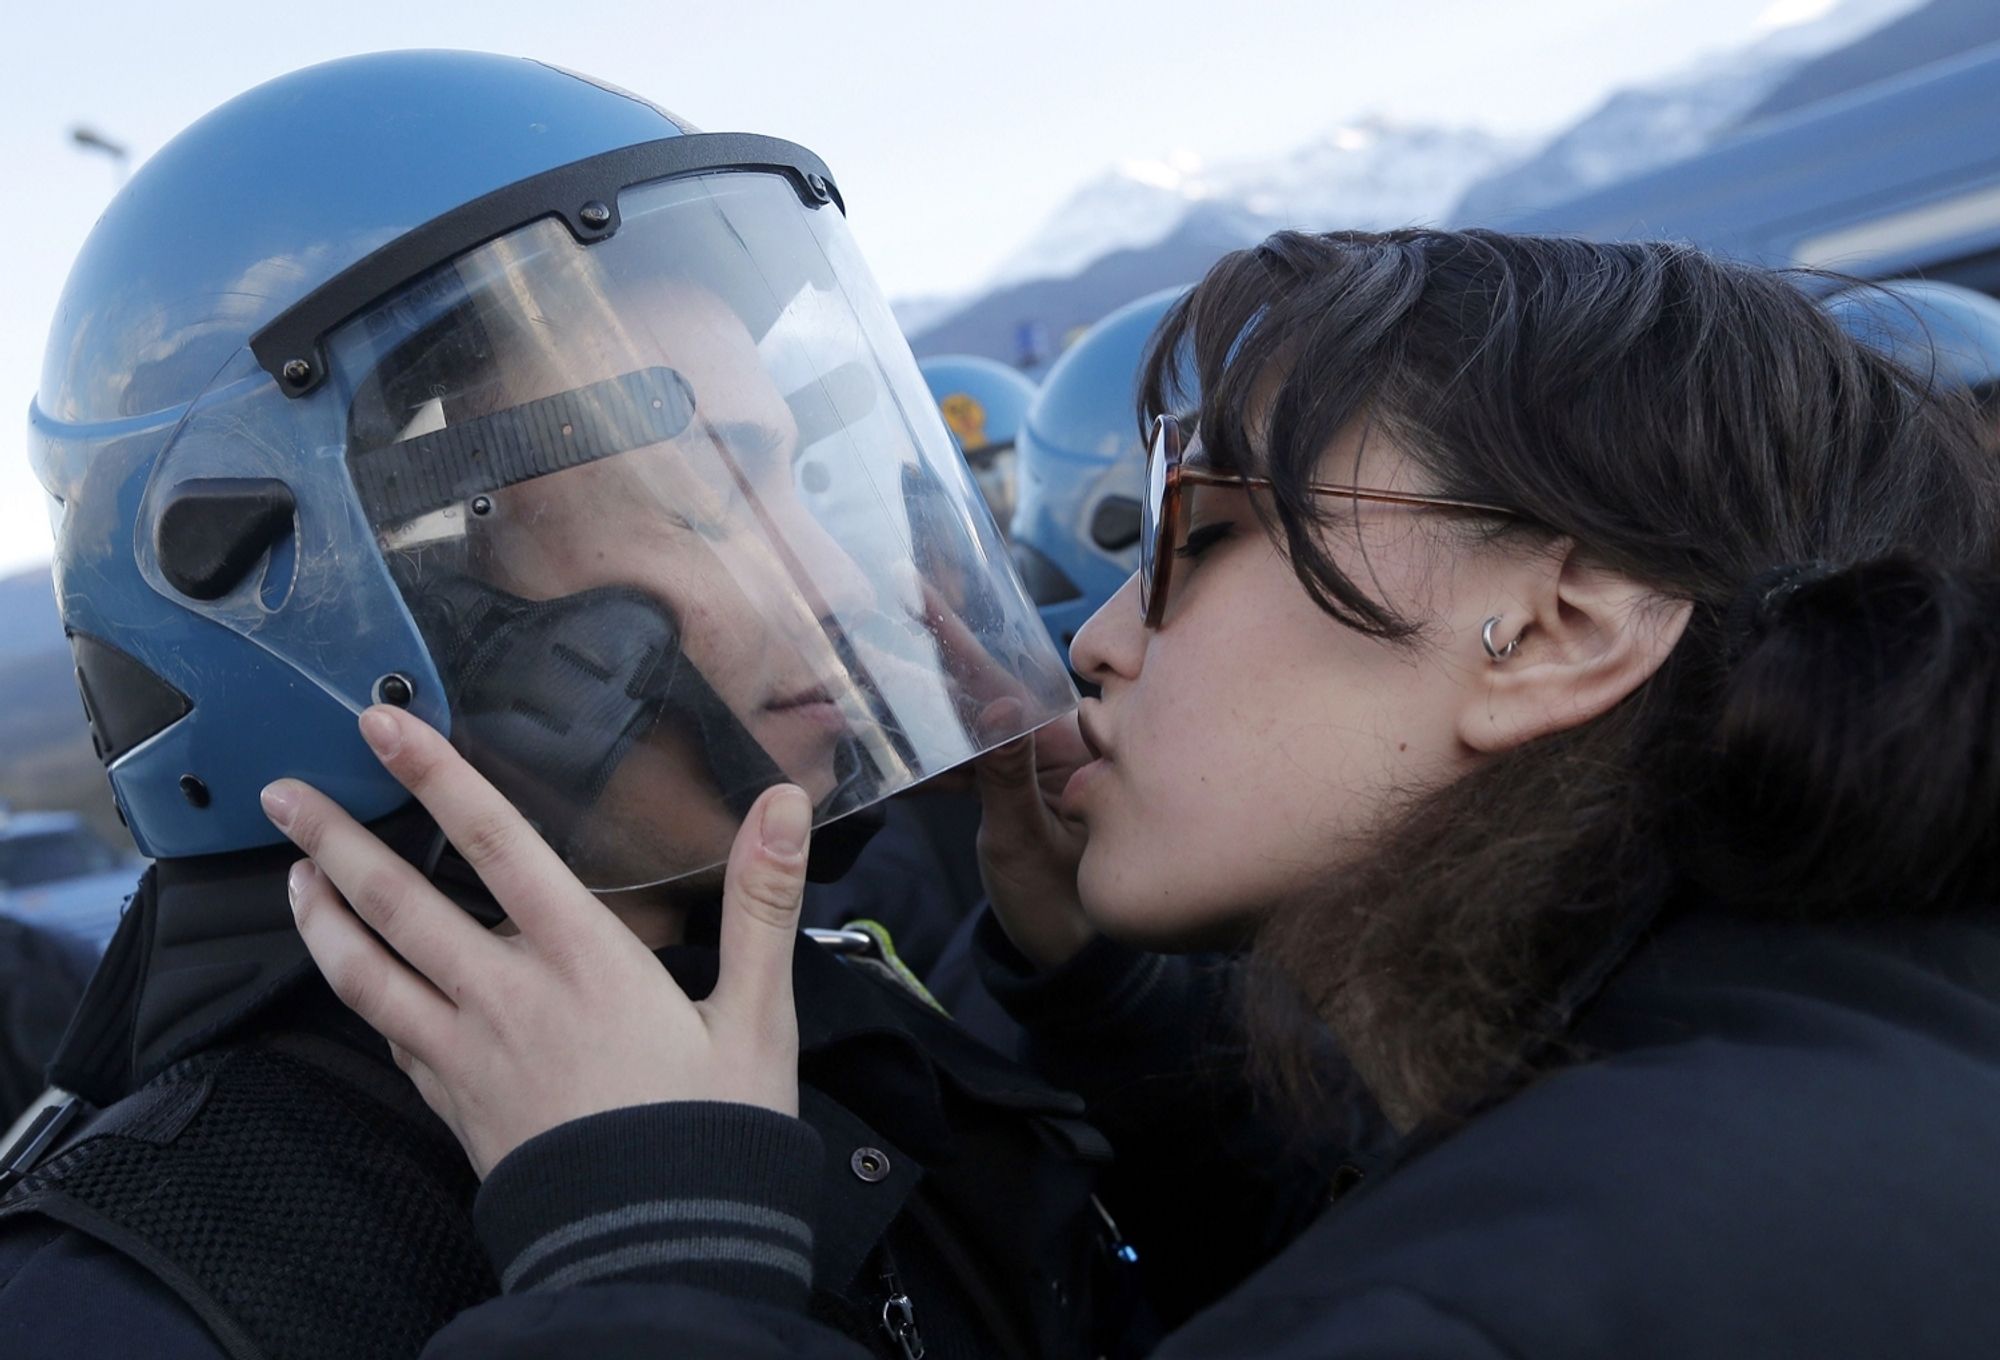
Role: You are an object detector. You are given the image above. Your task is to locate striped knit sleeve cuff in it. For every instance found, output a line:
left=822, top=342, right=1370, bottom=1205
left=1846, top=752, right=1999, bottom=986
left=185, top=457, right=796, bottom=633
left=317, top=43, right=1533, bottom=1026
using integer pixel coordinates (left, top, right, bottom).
left=472, top=1101, right=824, bottom=1311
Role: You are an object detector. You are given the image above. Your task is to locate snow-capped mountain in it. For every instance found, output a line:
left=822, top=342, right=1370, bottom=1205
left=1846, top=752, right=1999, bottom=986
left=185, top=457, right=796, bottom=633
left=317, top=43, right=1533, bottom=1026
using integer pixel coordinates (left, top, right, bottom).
left=903, top=0, right=1962, bottom=365
left=982, top=120, right=1525, bottom=294
left=1449, top=0, right=1928, bottom=224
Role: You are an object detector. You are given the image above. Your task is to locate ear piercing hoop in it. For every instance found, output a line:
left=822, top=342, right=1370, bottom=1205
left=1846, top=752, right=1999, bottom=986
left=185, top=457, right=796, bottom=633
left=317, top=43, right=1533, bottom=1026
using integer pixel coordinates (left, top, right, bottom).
left=1481, top=616, right=1520, bottom=663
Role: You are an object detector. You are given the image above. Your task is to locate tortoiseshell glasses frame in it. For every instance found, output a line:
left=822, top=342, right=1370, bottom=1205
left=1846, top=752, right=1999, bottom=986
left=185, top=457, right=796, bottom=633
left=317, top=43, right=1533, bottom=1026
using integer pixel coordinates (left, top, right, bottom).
left=1140, top=413, right=1519, bottom=628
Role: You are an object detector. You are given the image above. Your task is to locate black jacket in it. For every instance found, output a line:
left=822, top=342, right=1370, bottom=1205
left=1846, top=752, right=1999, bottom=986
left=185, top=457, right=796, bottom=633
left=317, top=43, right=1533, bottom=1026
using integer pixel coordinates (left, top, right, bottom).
left=418, top=900, right=2000, bottom=1358
left=803, top=791, right=986, bottom=980
left=0, top=915, right=95, bottom=1126
left=0, top=853, right=1118, bottom=1360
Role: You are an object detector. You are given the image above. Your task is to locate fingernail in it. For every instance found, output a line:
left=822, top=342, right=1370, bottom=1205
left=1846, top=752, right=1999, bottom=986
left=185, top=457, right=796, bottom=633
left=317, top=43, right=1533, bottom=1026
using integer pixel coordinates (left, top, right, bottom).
left=261, top=781, right=298, bottom=831
left=760, top=785, right=811, bottom=858
left=976, top=697, right=1026, bottom=742
left=359, top=707, right=403, bottom=759
left=287, top=860, right=316, bottom=915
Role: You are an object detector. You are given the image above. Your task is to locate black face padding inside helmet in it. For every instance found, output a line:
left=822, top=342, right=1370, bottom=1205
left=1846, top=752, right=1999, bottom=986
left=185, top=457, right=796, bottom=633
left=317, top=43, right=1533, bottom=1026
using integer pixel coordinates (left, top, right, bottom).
left=410, top=575, right=769, bottom=846
left=70, top=631, right=195, bottom=766
left=407, top=573, right=881, bottom=884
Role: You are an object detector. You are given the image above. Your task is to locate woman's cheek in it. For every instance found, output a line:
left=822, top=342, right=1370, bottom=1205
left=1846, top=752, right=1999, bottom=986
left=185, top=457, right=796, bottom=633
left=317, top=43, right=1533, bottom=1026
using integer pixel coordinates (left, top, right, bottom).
left=1076, top=802, right=1256, bottom=949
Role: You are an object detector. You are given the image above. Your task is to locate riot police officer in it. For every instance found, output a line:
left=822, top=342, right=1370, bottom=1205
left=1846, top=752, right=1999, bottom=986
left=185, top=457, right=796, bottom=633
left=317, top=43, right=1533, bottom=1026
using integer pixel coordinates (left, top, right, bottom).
left=0, top=50, right=1120, bottom=1360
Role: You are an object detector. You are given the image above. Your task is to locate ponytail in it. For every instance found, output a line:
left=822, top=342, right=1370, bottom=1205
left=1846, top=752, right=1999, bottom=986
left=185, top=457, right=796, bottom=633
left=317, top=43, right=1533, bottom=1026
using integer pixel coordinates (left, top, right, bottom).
left=1698, top=558, right=2000, bottom=916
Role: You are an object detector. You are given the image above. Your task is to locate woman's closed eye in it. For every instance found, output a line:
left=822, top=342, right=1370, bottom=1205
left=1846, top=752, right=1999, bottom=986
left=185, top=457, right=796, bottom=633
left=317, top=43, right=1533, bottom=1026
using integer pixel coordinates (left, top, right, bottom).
left=1175, top=521, right=1236, bottom=562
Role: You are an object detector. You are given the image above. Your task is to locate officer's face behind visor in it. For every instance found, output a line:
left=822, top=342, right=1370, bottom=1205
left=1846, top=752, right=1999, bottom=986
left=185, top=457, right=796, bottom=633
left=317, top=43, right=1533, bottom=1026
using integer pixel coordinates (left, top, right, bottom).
left=332, top=172, right=1075, bottom=890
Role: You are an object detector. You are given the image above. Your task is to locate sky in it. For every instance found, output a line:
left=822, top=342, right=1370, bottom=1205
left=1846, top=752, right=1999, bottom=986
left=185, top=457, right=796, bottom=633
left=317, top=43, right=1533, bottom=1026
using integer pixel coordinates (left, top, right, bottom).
left=0, top=0, right=1834, bottom=575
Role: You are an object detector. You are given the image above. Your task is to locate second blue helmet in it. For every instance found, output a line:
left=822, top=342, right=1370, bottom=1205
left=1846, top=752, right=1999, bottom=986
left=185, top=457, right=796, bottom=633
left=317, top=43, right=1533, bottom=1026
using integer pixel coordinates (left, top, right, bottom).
left=1008, top=287, right=1190, bottom=658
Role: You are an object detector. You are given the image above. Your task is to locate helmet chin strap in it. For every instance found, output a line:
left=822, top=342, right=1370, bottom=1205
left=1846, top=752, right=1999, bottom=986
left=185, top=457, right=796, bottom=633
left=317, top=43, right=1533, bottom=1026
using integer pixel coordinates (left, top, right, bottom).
left=410, top=572, right=883, bottom=884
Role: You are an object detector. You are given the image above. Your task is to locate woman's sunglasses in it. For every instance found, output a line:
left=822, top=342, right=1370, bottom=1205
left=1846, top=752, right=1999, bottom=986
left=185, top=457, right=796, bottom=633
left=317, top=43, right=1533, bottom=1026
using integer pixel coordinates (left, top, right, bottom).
left=1140, top=414, right=1519, bottom=628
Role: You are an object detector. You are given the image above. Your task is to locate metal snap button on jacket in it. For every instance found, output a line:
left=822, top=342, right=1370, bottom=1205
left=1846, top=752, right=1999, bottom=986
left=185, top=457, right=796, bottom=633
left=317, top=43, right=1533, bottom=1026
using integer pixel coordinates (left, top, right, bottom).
left=850, top=1146, right=891, bottom=1182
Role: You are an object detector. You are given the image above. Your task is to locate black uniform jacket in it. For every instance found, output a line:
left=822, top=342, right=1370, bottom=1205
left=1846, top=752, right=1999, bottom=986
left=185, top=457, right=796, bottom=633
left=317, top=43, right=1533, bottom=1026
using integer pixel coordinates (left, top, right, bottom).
left=0, top=855, right=1113, bottom=1360
left=418, top=897, right=2000, bottom=1358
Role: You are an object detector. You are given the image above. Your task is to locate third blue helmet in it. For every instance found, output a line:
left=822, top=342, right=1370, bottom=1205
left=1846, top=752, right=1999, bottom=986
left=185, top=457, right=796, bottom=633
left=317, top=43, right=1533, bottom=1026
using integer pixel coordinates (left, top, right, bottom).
left=1823, top=279, right=2000, bottom=396
left=918, top=355, right=1037, bottom=528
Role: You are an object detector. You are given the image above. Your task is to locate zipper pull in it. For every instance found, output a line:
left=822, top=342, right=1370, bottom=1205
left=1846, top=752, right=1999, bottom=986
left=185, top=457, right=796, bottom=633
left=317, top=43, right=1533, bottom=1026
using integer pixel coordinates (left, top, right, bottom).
left=1091, top=1193, right=1139, bottom=1266
left=879, top=1256, right=926, bottom=1360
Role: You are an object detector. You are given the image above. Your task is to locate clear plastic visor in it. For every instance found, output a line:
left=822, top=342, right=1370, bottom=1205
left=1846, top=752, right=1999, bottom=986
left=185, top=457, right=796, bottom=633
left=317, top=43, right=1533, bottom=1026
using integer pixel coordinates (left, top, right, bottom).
left=324, top=170, right=1073, bottom=888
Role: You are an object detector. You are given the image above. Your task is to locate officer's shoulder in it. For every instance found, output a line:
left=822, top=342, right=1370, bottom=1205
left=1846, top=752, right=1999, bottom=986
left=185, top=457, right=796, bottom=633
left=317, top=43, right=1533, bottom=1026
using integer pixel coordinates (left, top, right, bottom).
left=0, top=1215, right=224, bottom=1357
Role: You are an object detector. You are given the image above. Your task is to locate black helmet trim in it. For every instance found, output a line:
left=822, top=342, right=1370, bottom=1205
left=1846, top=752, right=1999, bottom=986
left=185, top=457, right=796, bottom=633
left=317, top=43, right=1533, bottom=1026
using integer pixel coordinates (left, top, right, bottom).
left=349, top=365, right=696, bottom=524
left=250, top=132, right=843, bottom=399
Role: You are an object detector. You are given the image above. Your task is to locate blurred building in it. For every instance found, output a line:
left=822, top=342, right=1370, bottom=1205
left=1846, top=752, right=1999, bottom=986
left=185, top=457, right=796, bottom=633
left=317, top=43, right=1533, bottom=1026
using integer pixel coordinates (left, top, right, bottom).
left=1490, top=46, right=2000, bottom=299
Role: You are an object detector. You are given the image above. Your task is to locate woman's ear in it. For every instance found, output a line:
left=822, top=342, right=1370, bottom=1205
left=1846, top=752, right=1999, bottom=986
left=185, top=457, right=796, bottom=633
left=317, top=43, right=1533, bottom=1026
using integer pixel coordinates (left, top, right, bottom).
left=1457, top=541, right=1692, bottom=755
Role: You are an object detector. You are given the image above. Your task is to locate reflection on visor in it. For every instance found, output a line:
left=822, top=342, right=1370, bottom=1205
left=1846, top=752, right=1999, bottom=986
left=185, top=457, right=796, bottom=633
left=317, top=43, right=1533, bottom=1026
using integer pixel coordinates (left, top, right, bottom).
left=314, top=169, right=1076, bottom=889
left=786, top=361, right=877, bottom=449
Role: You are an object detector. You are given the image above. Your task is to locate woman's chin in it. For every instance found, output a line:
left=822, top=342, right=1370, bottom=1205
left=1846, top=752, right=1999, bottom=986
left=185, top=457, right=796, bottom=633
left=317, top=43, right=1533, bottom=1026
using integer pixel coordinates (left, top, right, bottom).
left=1079, top=857, right=1257, bottom=955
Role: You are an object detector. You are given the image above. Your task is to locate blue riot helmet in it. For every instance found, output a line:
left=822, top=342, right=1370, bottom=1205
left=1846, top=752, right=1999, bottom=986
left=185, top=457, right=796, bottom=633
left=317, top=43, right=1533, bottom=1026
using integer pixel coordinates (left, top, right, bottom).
left=918, top=355, right=1037, bottom=530
left=1823, top=279, right=2000, bottom=397
left=1009, top=286, right=1190, bottom=655
left=31, top=51, right=1074, bottom=892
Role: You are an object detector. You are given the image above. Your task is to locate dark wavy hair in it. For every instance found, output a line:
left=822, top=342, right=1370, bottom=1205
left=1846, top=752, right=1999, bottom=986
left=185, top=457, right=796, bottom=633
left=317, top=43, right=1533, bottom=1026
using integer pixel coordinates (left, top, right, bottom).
left=1136, top=229, right=2000, bottom=1130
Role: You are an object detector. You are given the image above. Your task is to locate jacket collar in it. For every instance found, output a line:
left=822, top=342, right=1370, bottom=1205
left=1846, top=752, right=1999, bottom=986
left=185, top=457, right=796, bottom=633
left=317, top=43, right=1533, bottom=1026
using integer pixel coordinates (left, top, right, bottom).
left=53, top=807, right=459, bottom=1104
left=59, top=832, right=1077, bottom=1158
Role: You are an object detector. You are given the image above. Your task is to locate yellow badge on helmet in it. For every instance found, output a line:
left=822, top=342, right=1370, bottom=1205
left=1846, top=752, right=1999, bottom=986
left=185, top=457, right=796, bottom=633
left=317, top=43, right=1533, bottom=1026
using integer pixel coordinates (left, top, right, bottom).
left=940, top=393, right=988, bottom=450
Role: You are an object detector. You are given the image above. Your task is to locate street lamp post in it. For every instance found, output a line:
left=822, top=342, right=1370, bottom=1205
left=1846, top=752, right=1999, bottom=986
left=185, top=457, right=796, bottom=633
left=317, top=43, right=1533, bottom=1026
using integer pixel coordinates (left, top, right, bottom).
left=70, top=126, right=130, bottom=185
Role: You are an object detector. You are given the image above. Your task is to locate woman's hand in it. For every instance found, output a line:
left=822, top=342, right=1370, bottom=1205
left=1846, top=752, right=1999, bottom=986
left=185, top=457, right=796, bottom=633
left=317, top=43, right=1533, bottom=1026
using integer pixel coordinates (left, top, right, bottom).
left=260, top=704, right=811, bottom=1179
left=972, top=712, right=1098, bottom=971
